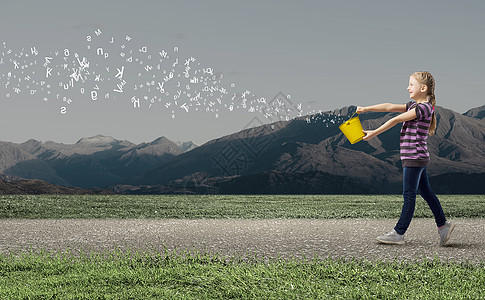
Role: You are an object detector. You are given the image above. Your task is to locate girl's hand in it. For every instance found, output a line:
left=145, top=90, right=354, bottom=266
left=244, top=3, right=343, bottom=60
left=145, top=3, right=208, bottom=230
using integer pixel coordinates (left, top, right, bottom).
left=356, top=106, right=366, bottom=114
left=363, top=130, right=376, bottom=141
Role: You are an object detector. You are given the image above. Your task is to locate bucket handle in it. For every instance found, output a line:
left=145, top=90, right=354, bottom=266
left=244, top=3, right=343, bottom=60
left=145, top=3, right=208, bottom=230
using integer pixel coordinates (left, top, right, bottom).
left=344, top=111, right=358, bottom=124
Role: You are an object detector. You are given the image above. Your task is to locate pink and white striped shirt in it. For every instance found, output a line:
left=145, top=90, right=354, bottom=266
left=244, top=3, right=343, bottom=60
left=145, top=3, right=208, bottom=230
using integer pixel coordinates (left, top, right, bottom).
left=400, top=101, right=434, bottom=167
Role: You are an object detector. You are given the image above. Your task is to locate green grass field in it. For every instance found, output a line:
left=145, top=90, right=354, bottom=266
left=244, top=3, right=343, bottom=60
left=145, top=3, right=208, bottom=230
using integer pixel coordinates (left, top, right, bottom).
left=2, top=249, right=484, bottom=299
left=1, top=194, right=484, bottom=299
left=1, top=194, right=484, bottom=219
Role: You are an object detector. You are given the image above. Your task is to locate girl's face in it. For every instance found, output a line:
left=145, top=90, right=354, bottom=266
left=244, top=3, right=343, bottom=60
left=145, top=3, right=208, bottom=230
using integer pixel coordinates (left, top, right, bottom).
left=407, top=76, right=428, bottom=101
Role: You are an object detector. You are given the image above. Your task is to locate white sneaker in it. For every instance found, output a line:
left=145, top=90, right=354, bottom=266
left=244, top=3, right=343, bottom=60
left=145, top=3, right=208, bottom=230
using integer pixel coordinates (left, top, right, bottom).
left=438, top=221, right=455, bottom=246
left=376, top=229, right=405, bottom=245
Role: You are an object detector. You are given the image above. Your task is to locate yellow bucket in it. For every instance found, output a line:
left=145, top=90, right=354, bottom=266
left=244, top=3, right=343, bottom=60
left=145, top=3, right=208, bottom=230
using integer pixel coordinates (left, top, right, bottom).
left=339, top=113, right=365, bottom=144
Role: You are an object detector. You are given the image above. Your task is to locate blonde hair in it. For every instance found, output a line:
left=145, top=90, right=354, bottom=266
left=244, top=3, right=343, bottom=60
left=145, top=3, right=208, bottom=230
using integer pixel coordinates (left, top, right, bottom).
left=411, top=71, right=437, bottom=136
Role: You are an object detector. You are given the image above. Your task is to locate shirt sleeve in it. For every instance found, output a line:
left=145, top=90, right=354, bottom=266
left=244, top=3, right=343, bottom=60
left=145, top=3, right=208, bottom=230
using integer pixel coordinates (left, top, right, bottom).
left=405, top=101, right=414, bottom=111
left=415, top=103, right=433, bottom=121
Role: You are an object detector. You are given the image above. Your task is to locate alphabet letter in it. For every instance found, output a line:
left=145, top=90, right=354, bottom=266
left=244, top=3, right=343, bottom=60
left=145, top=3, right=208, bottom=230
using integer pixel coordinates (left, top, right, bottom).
left=158, top=82, right=164, bottom=93
left=114, top=83, right=124, bottom=93
left=180, top=103, right=189, bottom=112
left=115, top=66, right=124, bottom=79
left=131, top=96, right=140, bottom=108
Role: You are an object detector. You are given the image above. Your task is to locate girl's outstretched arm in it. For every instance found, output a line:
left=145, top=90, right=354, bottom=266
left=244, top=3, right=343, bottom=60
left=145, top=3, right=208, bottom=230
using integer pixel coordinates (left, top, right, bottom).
left=363, top=108, right=417, bottom=141
left=357, top=103, right=407, bottom=113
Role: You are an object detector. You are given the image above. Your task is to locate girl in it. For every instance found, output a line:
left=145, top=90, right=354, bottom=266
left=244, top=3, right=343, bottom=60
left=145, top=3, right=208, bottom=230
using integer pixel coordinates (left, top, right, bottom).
left=356, top=71, right=455, bottom=246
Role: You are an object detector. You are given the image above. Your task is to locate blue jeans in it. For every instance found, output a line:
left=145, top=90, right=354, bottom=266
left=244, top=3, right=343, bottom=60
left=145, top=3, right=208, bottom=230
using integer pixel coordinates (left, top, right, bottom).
left=394, top=167, right=447, bottom=235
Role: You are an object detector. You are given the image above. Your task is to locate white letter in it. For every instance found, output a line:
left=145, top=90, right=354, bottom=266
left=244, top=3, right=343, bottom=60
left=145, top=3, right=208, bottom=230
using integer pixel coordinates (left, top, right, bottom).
left=131, top=96, right=140, bottom=108
left=115, top=66, right=124, bottom=79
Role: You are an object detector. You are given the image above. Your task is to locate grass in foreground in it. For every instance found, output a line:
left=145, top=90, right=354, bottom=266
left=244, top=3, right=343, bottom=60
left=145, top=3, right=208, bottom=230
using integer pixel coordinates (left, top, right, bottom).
left=1, top=249, right=484, bottom=299
left=1, top=194, right=484, bottom=219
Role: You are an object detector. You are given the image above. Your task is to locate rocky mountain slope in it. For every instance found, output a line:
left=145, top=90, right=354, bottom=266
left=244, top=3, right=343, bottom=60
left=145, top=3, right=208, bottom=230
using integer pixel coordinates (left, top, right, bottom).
left=133, top=105, right=485, bottom=194
left=464, top=104, right=485, bottom=120
left=0, top=175, right=109, bottom=194
left=0, top=135, right=196, bottom=188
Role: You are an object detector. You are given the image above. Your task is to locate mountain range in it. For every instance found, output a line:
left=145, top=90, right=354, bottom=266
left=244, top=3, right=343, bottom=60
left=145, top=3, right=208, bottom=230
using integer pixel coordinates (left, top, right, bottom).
left=128, top=105, right=485, bottom=194
left=0, top=135, right=196, bottom=189
left=1, top=104, right=484, bottom=194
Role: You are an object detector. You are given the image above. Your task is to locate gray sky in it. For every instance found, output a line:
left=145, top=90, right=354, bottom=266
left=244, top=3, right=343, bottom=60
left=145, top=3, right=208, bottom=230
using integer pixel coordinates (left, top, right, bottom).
left=1, top=0, right=484, bottom=145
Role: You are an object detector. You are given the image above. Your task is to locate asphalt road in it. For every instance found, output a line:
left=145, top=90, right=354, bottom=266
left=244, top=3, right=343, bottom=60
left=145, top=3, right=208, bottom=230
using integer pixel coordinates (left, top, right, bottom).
left=1, top=219, right=484, bottom=263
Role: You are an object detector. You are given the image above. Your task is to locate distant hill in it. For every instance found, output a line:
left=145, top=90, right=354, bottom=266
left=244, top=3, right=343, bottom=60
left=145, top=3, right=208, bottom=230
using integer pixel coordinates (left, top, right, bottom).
left=215, top=171, right=381, bottom=194
left=0, top=176, right=110, bottom=195
left=464, top=105, right=485, bottom=119
left=175, top=141, right=198, bottom=152
left=0, top=142, right=68, bottom=185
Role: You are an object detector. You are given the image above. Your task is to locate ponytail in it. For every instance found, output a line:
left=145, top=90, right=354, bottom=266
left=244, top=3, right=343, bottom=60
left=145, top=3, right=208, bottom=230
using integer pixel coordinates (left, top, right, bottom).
left=411, top=71, right=437, bottom=136
left=428, top=92, right=437, bottom=136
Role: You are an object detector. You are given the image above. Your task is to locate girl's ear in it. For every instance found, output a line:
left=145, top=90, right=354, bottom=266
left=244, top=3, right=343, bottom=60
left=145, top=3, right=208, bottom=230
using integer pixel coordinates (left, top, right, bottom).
left=421, top=84, right=428, bottom=93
